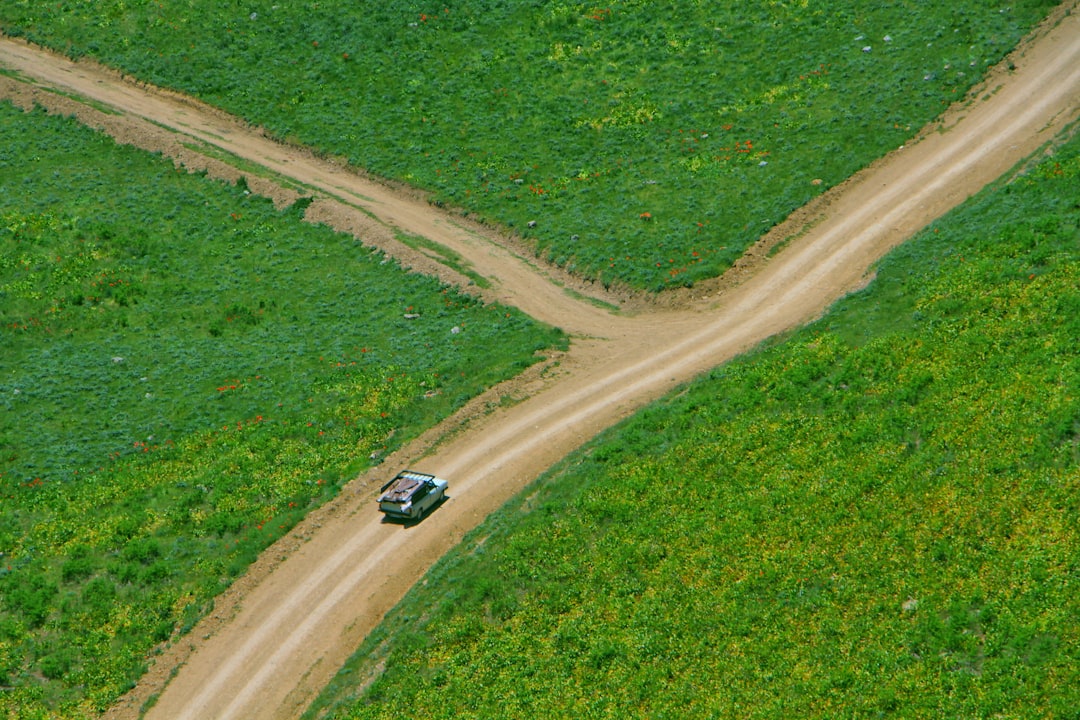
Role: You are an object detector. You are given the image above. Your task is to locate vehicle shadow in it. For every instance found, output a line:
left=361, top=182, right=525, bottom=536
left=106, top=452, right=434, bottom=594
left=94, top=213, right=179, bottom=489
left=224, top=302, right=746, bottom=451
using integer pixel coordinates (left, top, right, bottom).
left=379, top=495, right=450, bottom=527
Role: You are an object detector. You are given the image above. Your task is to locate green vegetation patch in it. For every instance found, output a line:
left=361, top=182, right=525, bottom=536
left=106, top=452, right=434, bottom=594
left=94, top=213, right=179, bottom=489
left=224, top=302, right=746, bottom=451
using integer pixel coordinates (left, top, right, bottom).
left=305, top=135, right=1080, bottom=717
left=0, top=1, right=1058, bottom=290
left=0, top=102, right=564, bottom=717
left=394, top=229, right=490, bottom=289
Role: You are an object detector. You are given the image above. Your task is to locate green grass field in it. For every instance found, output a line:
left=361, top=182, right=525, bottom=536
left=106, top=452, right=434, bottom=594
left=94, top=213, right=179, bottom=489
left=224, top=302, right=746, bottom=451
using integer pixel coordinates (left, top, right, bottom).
left=0, top=102, right=564, bottom=717
left=0, top=1, right=1058, bottom=290
left=0, top=2, right=1073, bottom=717
left=304, top=133, right=1080, bottom=718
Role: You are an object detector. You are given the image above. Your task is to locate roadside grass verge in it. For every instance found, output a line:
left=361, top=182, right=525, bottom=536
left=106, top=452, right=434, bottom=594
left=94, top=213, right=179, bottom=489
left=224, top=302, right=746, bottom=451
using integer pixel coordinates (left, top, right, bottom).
left=0, top=102, right=565, bottom=717
left=304, top=132, right=1080, bottom=717
left=177, top=139, right=312, bottom=196
left=394, top=230, right=490, bottom=290
left=0, top=1, right=1058, bottom=290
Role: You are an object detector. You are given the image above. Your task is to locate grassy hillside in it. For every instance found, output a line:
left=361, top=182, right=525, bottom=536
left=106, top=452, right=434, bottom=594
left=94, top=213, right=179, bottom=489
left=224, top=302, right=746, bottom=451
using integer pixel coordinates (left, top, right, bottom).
left=0, top=102, right=564, bottom=717
left=0, top=1, right=1058, bottom=290
left=305, top=133, right=1080, bottom=718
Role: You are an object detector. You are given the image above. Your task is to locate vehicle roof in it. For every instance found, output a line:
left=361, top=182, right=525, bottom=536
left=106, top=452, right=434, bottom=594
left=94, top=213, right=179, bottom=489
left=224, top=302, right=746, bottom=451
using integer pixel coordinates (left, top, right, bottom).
left=378, top=470, right=436, bottom=503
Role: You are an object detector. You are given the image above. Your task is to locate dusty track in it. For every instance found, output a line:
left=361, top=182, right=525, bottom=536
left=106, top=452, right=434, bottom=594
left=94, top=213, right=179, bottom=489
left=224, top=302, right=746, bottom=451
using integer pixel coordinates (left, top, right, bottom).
left=1, top=6, right=1078, bottom=718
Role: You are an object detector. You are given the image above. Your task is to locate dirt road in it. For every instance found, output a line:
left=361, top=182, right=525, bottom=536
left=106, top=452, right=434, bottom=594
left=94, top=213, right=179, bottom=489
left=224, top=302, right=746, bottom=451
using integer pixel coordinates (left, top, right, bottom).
left=1, top=6, right=1078, bottom=718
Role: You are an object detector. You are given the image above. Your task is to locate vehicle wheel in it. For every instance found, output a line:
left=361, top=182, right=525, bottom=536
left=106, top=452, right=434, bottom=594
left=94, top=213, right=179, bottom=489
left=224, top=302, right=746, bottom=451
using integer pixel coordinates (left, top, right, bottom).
left=414, top=506, right=424, bottom=521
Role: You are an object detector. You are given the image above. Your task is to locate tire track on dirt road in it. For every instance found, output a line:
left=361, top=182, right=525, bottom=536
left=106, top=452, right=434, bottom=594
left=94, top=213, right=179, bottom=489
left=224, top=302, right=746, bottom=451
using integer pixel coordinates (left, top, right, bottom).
left=2, top=6, right=1077, bottom=718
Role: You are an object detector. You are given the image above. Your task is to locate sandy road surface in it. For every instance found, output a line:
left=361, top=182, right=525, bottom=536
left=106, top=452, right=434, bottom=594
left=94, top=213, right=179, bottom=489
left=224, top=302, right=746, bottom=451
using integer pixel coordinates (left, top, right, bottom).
left=0, top=35, right=629, bottom=336
left=1, top=7, right=1078, bottom=718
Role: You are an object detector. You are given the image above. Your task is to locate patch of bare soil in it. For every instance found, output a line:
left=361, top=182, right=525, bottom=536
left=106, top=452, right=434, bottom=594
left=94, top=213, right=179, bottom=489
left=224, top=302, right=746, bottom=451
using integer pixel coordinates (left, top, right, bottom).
left=0, top=4, right=1077, bottom=717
